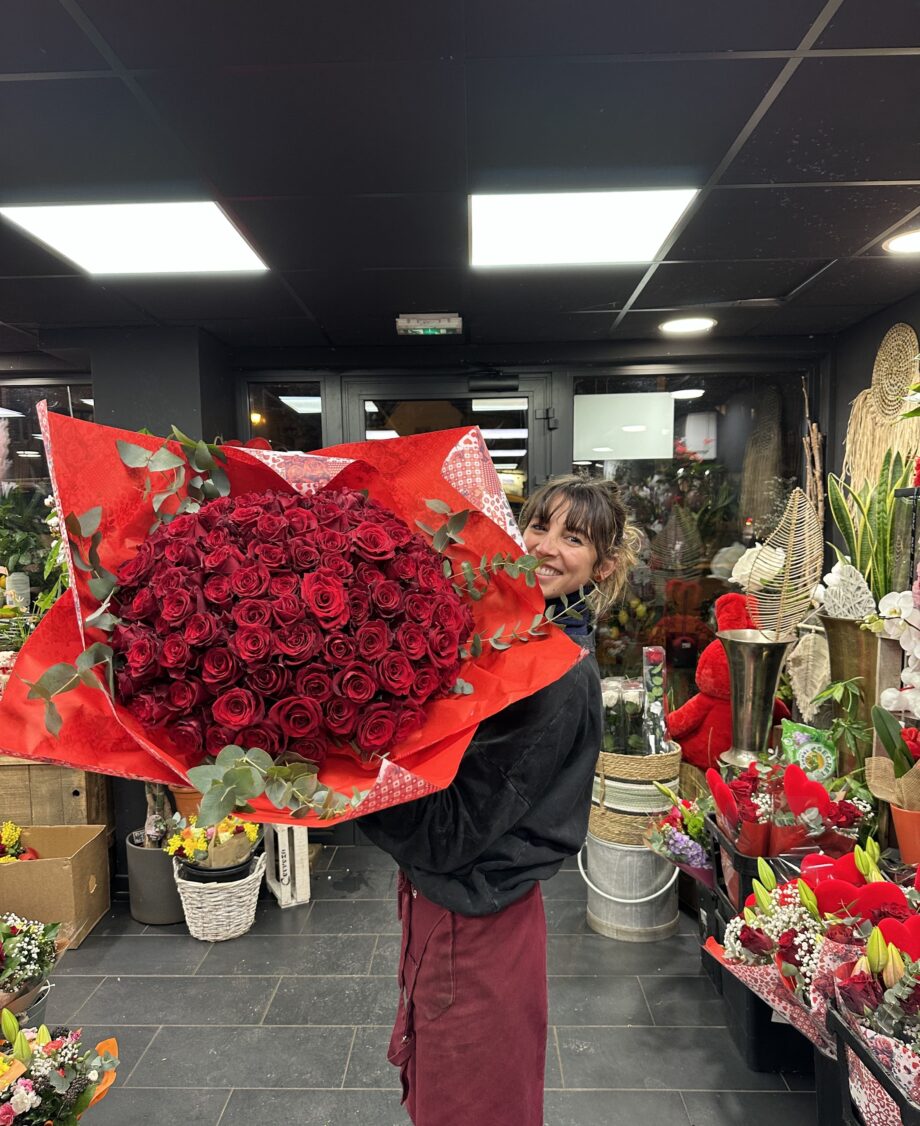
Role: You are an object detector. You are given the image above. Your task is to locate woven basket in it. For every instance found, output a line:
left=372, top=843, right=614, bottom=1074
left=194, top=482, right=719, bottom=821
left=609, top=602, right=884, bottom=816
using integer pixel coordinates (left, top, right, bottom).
left=174, top=853, right=265, bottom=942
left=590, top=745, right=682, bottom=845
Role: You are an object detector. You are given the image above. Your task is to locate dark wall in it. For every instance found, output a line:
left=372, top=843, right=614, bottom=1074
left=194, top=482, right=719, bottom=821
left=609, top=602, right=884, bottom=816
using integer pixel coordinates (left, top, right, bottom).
left=830, top=291, right=920, bottom=476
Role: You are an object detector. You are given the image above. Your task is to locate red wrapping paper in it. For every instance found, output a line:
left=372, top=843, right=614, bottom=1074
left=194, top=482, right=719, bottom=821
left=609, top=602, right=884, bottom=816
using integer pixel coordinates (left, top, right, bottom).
left=0, top=412, right=583, bottom=825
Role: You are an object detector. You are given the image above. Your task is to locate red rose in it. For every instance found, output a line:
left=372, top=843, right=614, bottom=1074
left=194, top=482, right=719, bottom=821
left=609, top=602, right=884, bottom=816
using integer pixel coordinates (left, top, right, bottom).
left=348, top=588, right=372, bottom=626
left=232, top=599, right=273, bottom=628
left=354, top=562, right=385, bottom=587
left=255, top=513, right=288, bottom=541
left=870, top=900, right=911, bottom=925
left=409, top=666, right=444, bottom=702
left=355, top=621, right=391, bottom=661
left=269, top=695, right=324, bottom=738
left=125, top=635, right=161, bottom=680
left=275, top=622, right=322, bottom=664
left=324, top=633, right=356, bottom=667
left=293, top=664, right=333, bottom=703
left=371, top=580, right=403, bottom=618
left=737, top=925, right=774, bottom=956
left=288, top=735, right=328, bottom=770
left=201, top=647, right=241, bottom=689
left=838, top=970, right=884, bottom=1015
left=904, top=985, right=920, bottom=1017
left=427, top=626, right=460, bottom=668
left=270, top=572, right=300, bottom=597
left=825, top=923, right=858, bottom=945
left=229, top=503, right=263, bottom=528
left=203, top=545, right=245, bottom=574
left=164, top=541, right=200, bottom=568
left=286, top=508, right=318, bottom=535
left=395, top=623, right=428, bottom=662
left=775, top=928, right=802, bottom=967
left=301, top=572, right=349, bottom=628
left=334, top=664, right=377, bottom=704
left=319, top=553, right=354, bottom=579
left=129, top=690, right=171, bottom=727
left=827, top=799, right=861, bottom=828
left=313, top=498, right=346, bottom=527
left=325, top=696, right=359, bottom=737
left=272, top=594, right=305, bottom=627
left=212, top=687, right=263, bottom=728
left=903, top=727, right=920, bottom=759
left=253, top=542, right=287, bottom=570
left=116, top=670, right=139, bottom=700
left=203, top=575, right=234, bottom=606
left=388, top=555, right=418, bottom=583
left=378, top=652, right=415, bottom=696
left=161, top=633, right=194, bottom=671
left=289, top=540, right=321, bottom=570
left=247, top=663, right=290, bottom=698
left=355, top=702, right=398, bottom=756
left=117, top=541, right=156, bottom=585
left=160, top=588, right=197, bottom=626
left=184, top=612, right=221, bottom=648
left=737, top=798, right=760, bottom=823
left=230, top=626, right=274, bottom=666
left=205, top=724, right=239, bottom=756
left=238, top=723, right=282, bottom=755
left=230, top=563, right=271, bottom=598
left=168, top=678, right=207, bottom=711
left=395, top=705, right=425, bottom=740
left=151, top=567, right=197, bottom=596
left=122, top=587, right=159, bottom=621
left=171, top=717, right=204, bottom=753
left=404, top=592, right=435, bottom=626
left=315, top=528, right=348, bottom=554
left=352, top=521, right=396, bottom=561
left=204, top=528, right=232, bottom=549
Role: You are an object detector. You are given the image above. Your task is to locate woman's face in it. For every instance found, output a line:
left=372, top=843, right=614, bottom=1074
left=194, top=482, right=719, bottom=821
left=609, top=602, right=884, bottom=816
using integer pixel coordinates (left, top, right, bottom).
left=523, top=499, right=612, bottom=601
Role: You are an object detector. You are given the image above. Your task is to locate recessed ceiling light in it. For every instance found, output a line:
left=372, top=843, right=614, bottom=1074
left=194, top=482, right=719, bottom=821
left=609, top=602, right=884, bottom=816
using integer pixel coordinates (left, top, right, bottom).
left=0, top=407, right=25, bottom=418
left=0, top=202, right=267, bottom=275
left=659, top=316, right=717, bottom=335
left=883, top=229, right=920, bottom=254
left=621, top=425, right=647, bottom=433
left=671, top=388, right=705, bottom=400
left=470, top=189, right=698, bottom=267
left=16, top=450, right=41, bottom=458
left=488, top=448, right=527, bottom=458
left=278, top=395, right=321, bottom=414
left=472, top=398, right=528, bottom=412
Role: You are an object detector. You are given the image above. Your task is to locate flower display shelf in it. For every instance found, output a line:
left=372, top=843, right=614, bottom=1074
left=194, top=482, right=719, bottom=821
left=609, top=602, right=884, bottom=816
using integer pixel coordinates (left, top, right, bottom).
left=826, top=1007, right=920, bottom=1126
left=704, top=813, right=807, bottom=918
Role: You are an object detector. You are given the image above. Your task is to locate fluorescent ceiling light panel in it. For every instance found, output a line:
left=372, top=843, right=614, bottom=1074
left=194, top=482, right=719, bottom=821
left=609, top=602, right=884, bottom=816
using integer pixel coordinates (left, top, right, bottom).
left=0, top=202, right=267, bottom=275
left=472, top=398, right=528, bottom=412
left=366, top=430, right=400, bottom=440
left=364, top=401, right=379, bottom=413
left=493, top=464, right=520, bottom=471
left=80, top=399, right=94, bottom=407
left=621, top=425, right=647, bottom=433
left=278, top=395, right=321, bottom=414
left=16, top=450, right=41, bottom=458
left=574, top=392, right=674, bottom=460
left=470, top=189, right=697, bottom=267
left=481, top=429, right=528, bottom=440
left=0, top=407, right=25, bottom=418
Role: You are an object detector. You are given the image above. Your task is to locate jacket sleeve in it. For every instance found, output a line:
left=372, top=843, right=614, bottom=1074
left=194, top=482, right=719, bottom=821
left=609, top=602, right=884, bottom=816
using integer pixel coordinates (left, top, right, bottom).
left=359, top=659, right=600, bottom=874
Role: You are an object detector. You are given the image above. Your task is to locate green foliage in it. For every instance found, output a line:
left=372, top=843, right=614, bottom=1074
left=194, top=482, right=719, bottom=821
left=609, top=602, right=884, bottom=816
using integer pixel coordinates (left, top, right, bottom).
left=871, top=703, right=916, bottom=778
left=811, top=677, right=873, bottom=771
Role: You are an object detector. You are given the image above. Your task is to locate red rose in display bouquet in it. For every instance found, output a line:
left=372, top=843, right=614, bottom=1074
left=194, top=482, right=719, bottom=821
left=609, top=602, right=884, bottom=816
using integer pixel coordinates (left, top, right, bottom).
left=0, top=409, right=582, bottom=826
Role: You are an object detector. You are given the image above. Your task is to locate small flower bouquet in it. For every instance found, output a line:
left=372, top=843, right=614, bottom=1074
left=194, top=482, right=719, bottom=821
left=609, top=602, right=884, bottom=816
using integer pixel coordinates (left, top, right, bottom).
left=164, top=813, right=259, bottom=871
left=0, top=1007, right=117, bottom=1124
left=0, top=917, right=59, bottom=1013
left=646, top=784, right=715, bottom=888
left=0, top=825, right=38, bottom=865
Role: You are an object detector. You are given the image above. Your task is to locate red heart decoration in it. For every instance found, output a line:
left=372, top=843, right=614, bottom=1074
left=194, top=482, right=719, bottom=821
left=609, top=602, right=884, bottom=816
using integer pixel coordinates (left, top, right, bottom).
left=815, top=879, right=862, bottom=917
left=853, top=881, right=910, bottom=921
left=706, top=768, right=739, bottom=828
left=783, top=762, right=831, bottom=817
left=800, top=853, right=836, bottom=885
left=829, top=852, right=867, bottom=887
left=878, top=918, right=920, bottom=962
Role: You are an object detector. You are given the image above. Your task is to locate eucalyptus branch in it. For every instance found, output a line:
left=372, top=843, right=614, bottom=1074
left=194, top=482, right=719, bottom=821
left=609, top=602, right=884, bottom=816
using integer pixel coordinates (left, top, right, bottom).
left=18, top=642, right=115, bottom=737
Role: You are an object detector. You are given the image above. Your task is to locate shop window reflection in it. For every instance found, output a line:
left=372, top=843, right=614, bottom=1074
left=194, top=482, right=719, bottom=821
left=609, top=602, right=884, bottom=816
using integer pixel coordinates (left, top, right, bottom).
left=247, top=382, right=324, bottom=452
left=0, top=383, right=93, bottom=490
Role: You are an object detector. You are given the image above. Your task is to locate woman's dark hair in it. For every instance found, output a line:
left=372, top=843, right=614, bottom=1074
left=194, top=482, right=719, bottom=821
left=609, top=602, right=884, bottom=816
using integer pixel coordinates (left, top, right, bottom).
left=518, top=474, right=639, bottom=619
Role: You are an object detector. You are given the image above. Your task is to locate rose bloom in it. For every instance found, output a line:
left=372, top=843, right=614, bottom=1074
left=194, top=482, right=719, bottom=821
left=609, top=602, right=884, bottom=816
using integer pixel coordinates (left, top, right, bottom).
left=395, top=622, right=428, bottom=662
left=294, top=664, right=333, bottom=703
left=275, top=622, right=322, bottom=664
left=201, top=647, right=241, bottom=689
left=775, top=928, right=802, bottom=967
left=355, top=702, right=398, bottom=755
left=237, top=722, right=282, bottom=755
left=230, top=626, right=274, bottom=666
left=270, top=572, right=301, bottom=597
left=230, top=562, right=271, bottom=598
left=232, top=599, right=274, bottom=628
left=125, top=635, right=161, bottom=680
left=903, top=727, right=920, bottom=759
left=352, top=521, right=396, bottom=561
left=212, top=687, right=264, bottom=728
left=203, top=574, right=234, bottom=606
left=325, top=633, right=357, bottom=667
left=206, top=724, right=238, bottom=756
left=117, top=540, right=156, bottom=585
left=325, top=696, right=360, bottom=737
left=160, top=588, right=197, bottom=626
left=253, top=542, right=287, bottom=570
left=378, top=652, right=415, bottom=696
left=249, top=663, right=291, bottom=698
left=838, top=970, right=884, bottom=1015
left=334, top=665, right=378, bottom=704
left=184, top=611, right=221, bottom=647
left=168, top=678, right=207, bottom=711
left=269, top=695, right=324, bottom=738
left=737, top=925, right=774, bottom=956
left=272, top=594, right=305, bottom=627
left=355, top=621, right=392, bottom=661
left=824, top=923, right=858, bottom=946
left=160, top=633, right=194, bottom=671
left=300, top=572, right=350, bottom=629
left=372, top=580, right=404, bottom=618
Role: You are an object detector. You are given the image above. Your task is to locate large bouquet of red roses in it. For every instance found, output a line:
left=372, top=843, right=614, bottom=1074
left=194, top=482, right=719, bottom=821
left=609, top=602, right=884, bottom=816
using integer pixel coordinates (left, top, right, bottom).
left=0, top=409, right=581, bottom=826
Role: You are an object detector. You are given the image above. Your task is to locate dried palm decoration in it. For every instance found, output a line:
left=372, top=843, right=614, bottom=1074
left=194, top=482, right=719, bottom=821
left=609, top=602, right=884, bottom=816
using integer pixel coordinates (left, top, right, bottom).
left=801, top=377, right=824, bottom=528
left=739, top=386, right=782, bottom=537
left=649, top=506, right=704, bottom=595
left=843, top=323, right=920, bottom=490
left=786, top=630, right=831, bottom=724
left=742, top=488, right=824, bottom=640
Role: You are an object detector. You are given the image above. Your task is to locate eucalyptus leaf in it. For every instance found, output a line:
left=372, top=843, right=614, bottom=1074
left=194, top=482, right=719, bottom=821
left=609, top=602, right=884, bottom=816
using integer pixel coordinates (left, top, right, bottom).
left=432, top=526, right=449, bottom=553
left=45, top=699, right=63, bottom=737
left=425, top=498, right=452, bottom=515
left=186, top=764, right=226, bottom=791
left=224, top=765, right=265, bottom=800
left=241, top=747, right=275, bottom=773
left=197, top=784, right=238, bottom=827
left=36, top=662, right=81, bottom=697
left=192, top=440, right=216, bottom=472
left=76, top=506, right=103, bottom=537
left=210, top=466, right=230, bottom=496
left=88, top=574, right=116, bottom=602
left=116, top=439, right=153, bottom=469
left=215, top=744, right=246, bottom=769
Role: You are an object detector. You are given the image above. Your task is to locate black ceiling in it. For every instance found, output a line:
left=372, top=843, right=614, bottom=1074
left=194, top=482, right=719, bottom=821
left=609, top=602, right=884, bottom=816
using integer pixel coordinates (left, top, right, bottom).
left=1, top=0, right=920, bottom=356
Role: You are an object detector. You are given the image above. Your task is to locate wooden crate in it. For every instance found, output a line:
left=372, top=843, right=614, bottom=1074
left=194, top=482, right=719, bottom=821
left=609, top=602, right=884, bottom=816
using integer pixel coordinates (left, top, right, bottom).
left=0, top=757, right=113, bottom=830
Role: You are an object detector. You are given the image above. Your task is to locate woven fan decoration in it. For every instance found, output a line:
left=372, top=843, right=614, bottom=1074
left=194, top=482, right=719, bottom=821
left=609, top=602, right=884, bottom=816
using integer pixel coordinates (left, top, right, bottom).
left=649, top=506, right=704, bottom=594
left=742, top=487, right=824, bottom=640
left=843, top=323, right=920, bottom=490
left=822, top=562, right=877, bottom=620
left=786, top=631, right=831, bottom=725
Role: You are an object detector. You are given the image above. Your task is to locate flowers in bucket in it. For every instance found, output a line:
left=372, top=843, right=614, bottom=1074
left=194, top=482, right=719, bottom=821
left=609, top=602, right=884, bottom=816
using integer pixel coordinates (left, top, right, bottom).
left=0, top=918, right=59, bottom=1011
left=0, top=413, right=582, bottom=829
left=646, top=784, right=714, bottom=888
left=164, top=813, right=259, bottom=871
left=0, top=825, right=38, bottom=864
left=0, top=1008, right=117, bottom=1124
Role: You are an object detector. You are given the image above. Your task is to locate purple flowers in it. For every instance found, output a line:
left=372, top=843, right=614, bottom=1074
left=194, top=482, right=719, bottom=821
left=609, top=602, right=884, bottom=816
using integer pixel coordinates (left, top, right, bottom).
left=663, top=826, right=709, bottom=869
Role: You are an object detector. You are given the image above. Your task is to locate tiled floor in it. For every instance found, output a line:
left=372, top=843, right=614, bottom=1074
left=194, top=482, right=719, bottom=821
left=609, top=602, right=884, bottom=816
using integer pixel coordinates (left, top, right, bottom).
left=47, top=846, right=819, bottom=1125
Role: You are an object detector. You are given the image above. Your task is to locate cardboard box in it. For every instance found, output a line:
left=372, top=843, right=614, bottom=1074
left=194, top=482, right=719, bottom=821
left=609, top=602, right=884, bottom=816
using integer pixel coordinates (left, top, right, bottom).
left=0, top=825, right=110, bottom=948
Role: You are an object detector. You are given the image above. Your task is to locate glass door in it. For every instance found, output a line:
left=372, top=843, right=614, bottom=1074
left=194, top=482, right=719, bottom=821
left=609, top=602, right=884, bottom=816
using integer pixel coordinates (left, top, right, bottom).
left=342, top=375, right=553, bottom=510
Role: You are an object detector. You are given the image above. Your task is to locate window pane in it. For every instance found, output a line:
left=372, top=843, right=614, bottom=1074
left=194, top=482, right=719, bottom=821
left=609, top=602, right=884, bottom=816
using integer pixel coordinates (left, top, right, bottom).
left=248, top=381, right=323, bottom=451
left=0, top=384, right=93, bottom=489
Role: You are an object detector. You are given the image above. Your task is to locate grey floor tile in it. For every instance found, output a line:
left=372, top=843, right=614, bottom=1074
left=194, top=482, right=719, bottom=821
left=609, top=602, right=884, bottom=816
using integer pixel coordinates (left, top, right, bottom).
left=89, top=903, right=147, bottom=937
left=312, top=844, right=337, bottom=871
left=332, top=845, right=399, bottom=870
left=545, top=1029, right=563, bottom=1087
left=220, top=1087, right=407, bottom=1125
left=44, top=975, right=106, bottom=1025
left=681, top=1090, right=818, bottom=1125
left=542, top=870, right=590, bottom=901
left=343, top=1025, right=400, bottom=1089
left=197, top=933, right=376, bottom=976
left=303, top=898, right=400, bottom=935
left=549, top=975, right=652, bottom=1026
left=74, top=975, right=277, bottom=1025
left=77, top=1025, right=159, bottom=1084
left=544, top=1089, right=689, bottom=1125
left=677, top=907, right=698, bottom=936
left=54, top=935, right=208, bottom=976
left=310, top=868, right=397, bottom=900
left=244, top=901, right=315, bottom=936
left=640, top=975, right=725, bottom=1027
left=266, top=975, right=398, bottom=1026
left=128, top=1025, right=354, bottom=1088
left=548, top=934, right=703, bottom=976
left=370, top=935, right=400, bottom=976
left=557, top=1026, right=787, bottom=1091
left=76, top=1086, right=229, bottom=1126
left=544, top=901, right=593, bottom=935
left=782, top=1070, right=817, bottom=1092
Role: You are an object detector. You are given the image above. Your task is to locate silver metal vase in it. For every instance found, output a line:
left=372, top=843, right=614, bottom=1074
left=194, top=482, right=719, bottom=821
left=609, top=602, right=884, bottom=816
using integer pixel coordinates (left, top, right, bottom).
left=717, top=628, right=795, bottom=770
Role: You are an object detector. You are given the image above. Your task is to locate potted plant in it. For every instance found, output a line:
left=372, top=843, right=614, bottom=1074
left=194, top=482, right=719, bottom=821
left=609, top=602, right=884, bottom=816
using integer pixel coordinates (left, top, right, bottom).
left=868, top=705, right=920, bottom=863
left=164, top=813, right=260, bottom=884
left=0, top=915, right=60, bottom=1030
left=125, top=783, right=183, bottom=926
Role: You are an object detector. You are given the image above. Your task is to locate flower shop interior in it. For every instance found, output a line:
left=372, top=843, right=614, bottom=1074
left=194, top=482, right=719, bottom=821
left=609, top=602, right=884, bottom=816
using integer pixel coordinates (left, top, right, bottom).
left=5, top=3, right=920, bottom=1125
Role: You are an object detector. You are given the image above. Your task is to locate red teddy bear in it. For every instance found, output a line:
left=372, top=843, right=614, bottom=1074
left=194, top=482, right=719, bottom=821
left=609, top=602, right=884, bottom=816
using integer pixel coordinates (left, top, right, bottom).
left=667, top=592, right=790, bottom=771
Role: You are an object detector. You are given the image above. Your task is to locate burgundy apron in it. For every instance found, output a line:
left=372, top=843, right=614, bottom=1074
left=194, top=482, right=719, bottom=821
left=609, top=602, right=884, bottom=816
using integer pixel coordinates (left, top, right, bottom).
left=388, top=871, right=547, bottom=1125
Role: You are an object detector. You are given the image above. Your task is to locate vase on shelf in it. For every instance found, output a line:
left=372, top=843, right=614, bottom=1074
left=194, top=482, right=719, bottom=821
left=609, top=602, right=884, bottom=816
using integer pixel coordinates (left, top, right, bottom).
left=718, top=628, right=795, bottom=770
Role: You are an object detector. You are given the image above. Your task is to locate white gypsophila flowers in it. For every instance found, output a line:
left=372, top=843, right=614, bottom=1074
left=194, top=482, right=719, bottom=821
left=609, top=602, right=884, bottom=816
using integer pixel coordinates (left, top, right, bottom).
left=723, top=885, right=824, bottom=989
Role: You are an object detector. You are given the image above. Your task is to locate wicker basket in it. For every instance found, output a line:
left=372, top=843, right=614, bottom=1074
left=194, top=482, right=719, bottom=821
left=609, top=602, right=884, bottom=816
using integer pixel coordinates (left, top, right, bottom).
left=174, top=853, right=266, bottom=942
left=589, top=746, right=682, bottom=845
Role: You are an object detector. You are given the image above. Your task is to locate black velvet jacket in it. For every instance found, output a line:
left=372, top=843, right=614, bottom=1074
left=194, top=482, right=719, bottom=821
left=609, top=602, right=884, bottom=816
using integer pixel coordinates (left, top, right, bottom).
left=359, top=632, right=602, bottom=916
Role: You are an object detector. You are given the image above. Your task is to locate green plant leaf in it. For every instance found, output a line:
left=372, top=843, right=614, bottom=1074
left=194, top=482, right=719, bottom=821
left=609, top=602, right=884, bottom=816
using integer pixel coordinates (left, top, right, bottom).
left=88, top=574, right=116, bottom=602
left=45, top=699, right=63, bottom=737
left=191, top=440, right=216, bottom=472
left=447, top=510, right=469, bottom=538
left=215, top=744, right=246, bottom=769
left=1, top=1006, right=20, bottom=1045
left=116, top=439, right=153, bottom=469
left=756, top=856, right=777, bottom=891
left=425, top=498, right=452, bottom=515
left=74, top=506, right=102, bottom=537
left=827, top=474, right=858, bottom=566
left=241, top=746, right=275, bottom=773
left=197, top=783, right=238, bottom=826
left=186, top=764, right=226, bottom=791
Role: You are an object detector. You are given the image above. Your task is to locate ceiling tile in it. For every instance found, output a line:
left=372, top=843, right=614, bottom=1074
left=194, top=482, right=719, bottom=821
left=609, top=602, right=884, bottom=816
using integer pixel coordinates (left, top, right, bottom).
left=0, top=1, right=106, bottom=73
left=0, top=219, right=80, bottom=276
left=466, top=57, right=783, bottom=193
left=0, top=78, right=198, bottom=198
left=789, top=258, right=920, bottom=307
left=138, top=64, right=466, bottom=196
left=229, top=195, right=469, bottom=271
left=671, top=186, right=920, bottom=260
left=816, top=0, right=920, bottom=48
left=0, top=277, right=154, bottom=327
left=466, top=268, right=645, bottom=314
left=726, top=57, right=920, bottom=183
left=285, top=269, right=465, bottom=322
left=468, top=312, right=614, bottom=344
left=0, top=323, right=39, bottom=353
left=106, top=275, right=307, bottom=321
left=79, top=0, right=463, bottom=66
left=636, top=260, right=825, bottom=309
left=465, top=0, right=826, bottom=55
left=746, top=304, right=885, bottom=335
